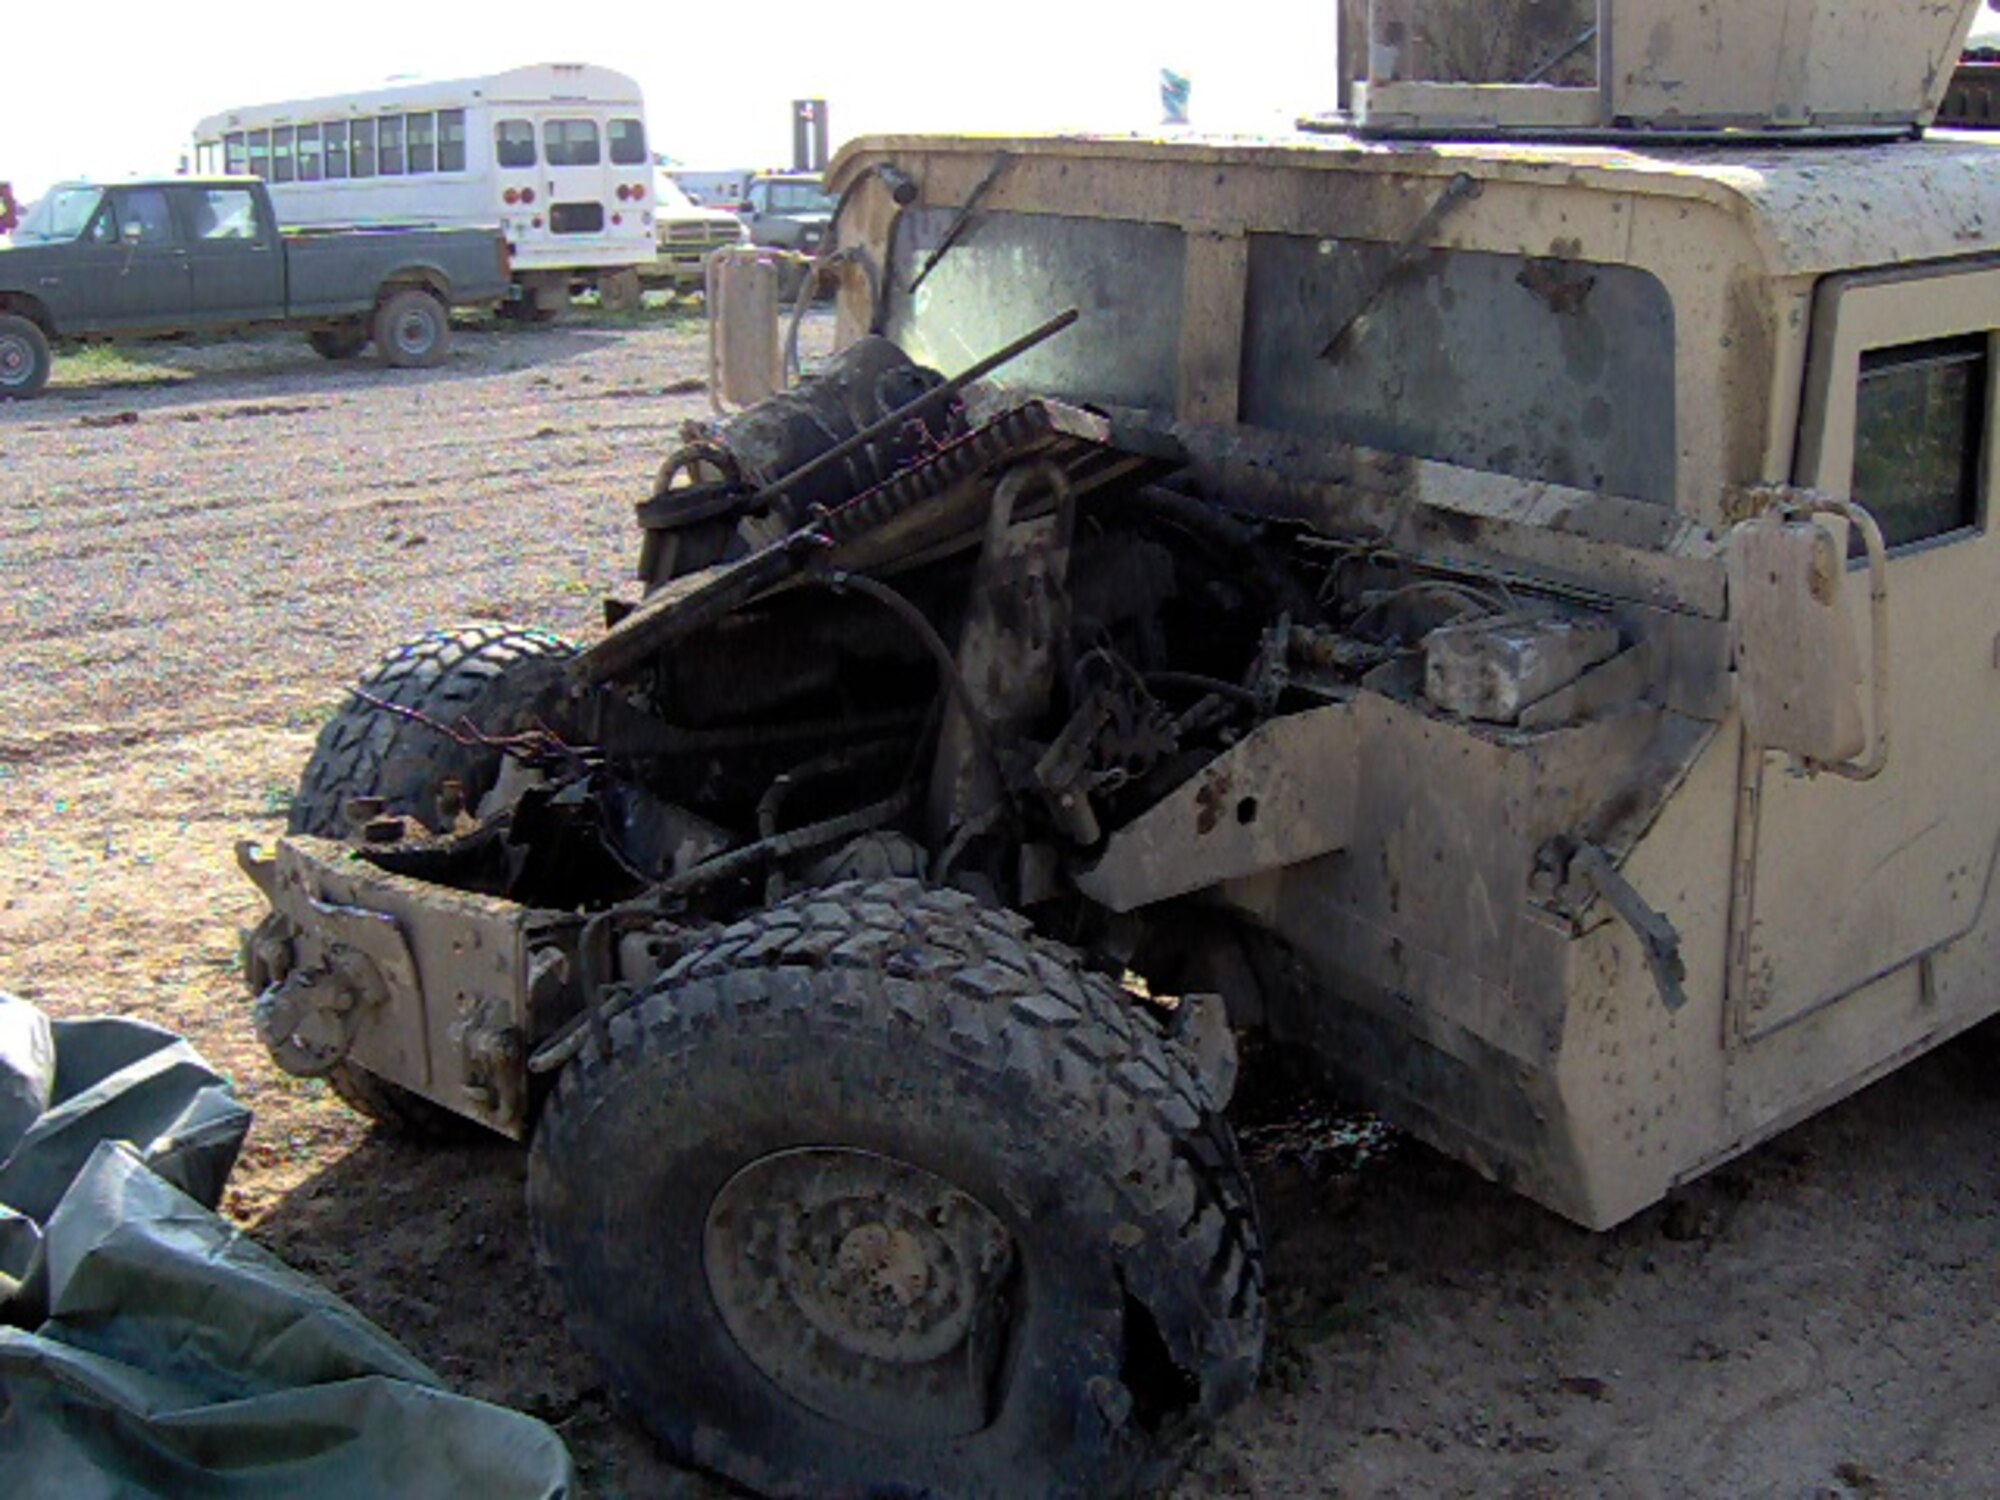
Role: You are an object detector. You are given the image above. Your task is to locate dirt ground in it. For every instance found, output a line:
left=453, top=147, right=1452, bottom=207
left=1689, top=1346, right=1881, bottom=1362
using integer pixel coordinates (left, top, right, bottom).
left=2, top=313, right=1995, bottom=1500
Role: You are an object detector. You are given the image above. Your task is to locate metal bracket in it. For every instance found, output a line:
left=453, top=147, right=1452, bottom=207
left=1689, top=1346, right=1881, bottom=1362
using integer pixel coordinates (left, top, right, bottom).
left=1568, top=842, right=1687, bottom=1013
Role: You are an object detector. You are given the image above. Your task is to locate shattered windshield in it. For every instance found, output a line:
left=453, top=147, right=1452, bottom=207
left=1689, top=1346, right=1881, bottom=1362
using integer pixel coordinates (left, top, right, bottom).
left=12, top=186, right=104, bottom=245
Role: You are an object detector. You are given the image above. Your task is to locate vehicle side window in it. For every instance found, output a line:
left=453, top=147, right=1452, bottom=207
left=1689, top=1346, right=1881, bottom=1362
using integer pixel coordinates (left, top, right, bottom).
left=438, top=109, right=467, bottom=172
left=272, top=127, right=295, bottom=183
left=544, top=119, right=601, bottom=167
left=324, top=122, right=350, bottom=180
left=378, top=115, right=405, bottom=175
left=224, top=132, right=247, bottom=175
left=609, top=117, right=647, bottom=166
left=1852, top=334, right=1987, bottom=549
left=247, top=130, right=271, bottom=179
left=298, top=125, right=323, bottom=182
left=406, top=112, right=436, bottom=174
left=188, top=188, right=260, bottom=242
left=496, top=118, right=536, bottom=169
left=351, top=119, right=377, bottom=179
left=105, top=189, right=175, bottom=246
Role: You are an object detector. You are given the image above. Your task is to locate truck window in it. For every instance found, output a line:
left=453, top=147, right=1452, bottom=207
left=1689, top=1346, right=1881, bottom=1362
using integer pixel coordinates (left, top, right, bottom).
left=609, top=118, right=647, bottom=166
left=1852, top=334, right=1987, bottom=548
left=188, top=188, right=260, bottom=242
left=407, top=112, right=436, bottom=174
left=378, top=115, right=405, bottom=176
left=438, top=109, right=467, bottom=172
left=101, top=188, right=175, bottom=246
left=496, top=119, right=537, bottom=169
left=544, top=119, right=601, bottom=167
left=14, top=185, right=102, bottom=244
left=351, top=119, right=377, bottom=179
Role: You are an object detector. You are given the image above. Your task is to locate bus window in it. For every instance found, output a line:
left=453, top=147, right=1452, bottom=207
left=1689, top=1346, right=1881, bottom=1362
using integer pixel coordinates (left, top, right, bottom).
left=544, top=119, right=600, bottom=167
left=324, top=121, right=349, bottom=180
left=439, top=109, right=466, bottom=171
left=247, top=130, right=271, bottom=179
left=407, top=112, right=436, bottom=173
left=609, top=117, right=647, bottom=165
left=496, top=119, right=536, bottom=169
left=298, top=125, right=322, bottom=182
left=272, top=127, right=295, bottom=184
left=352, top=119, right=377, bottom=178
left=225, top=132, right=247, bottom=176
left=379, top=115, right=405, bottom=175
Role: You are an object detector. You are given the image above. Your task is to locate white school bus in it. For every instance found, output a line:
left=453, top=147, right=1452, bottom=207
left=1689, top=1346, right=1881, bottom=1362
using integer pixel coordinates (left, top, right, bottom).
left=192, top=63, right=658, bottom=314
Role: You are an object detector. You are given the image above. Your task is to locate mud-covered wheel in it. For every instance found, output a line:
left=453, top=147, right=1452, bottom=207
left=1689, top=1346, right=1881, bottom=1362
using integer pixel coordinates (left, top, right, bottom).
left=288, top=623, right=575, bottom=1132
left=372, top=287, right=450, bottom=367
left=0, top=314, right=52, bottom=399
left=307, top=323, right=368, bottom=360
left=528, top=879, right=1263, bottom=1498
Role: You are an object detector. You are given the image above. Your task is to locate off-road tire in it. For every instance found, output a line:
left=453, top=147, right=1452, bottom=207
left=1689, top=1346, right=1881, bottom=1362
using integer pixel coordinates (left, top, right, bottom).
left=290, top=623, right=575, bottom=1133
left=372, top=287, right=450, bottom=368
left=528, top=878, right=1264, bottom=1499
left=0, top=314, right=51, bottom=400
left=289, top=623, right=575, bottom=838
left=307, top=323, right=368, bottom=360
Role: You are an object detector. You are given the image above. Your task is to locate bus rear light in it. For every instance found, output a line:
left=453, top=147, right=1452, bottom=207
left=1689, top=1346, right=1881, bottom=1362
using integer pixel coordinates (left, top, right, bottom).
left=630, top=182, right=645, bottom=200
left=612, top=213, right=623, bottom=225
left=615, top=184, right=630, bottom=201
left=532, top=216, right=544, bottom=228
left=503, top=187, right=521, bottom=205
left=521, top=188, right=536, bottom=205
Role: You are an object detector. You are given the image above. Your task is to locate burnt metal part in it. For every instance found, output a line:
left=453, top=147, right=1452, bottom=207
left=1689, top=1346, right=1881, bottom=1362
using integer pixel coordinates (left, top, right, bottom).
left=1319, top=172, right=1481, bottom=360
left=574, top=389, right=1166, bottom=685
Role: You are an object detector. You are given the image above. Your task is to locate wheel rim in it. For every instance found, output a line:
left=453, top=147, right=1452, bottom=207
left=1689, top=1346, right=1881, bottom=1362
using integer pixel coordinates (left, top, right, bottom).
left=704, top=1146, right=1017, bottom=1441
left=393, top=309, right=437, bottom=357
left=0, top=334, right=31, bottom=387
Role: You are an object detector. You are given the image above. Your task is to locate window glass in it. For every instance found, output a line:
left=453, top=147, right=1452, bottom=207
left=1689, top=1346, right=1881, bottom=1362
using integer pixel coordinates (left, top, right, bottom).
left=406, top=112, right=435, bottom=173
left=271, top=127, right=295, bottom=184
left=247, top=130, right=271, bottom=180
left=543, top=118, right=601, bottom=167
left=1853, top=335, right=1987, bottom=548
left=296, top=125, right=322, bottom=181
left=351, top=118, right=376, bottom=178
left=609, top=117, right=647, bottom=165
left=189, top=188, right=260, bottom=241
left=106, top=188, right=175, bottom=246
left=323, top=121, right=349, bottom=180
left=496, top=118, right=536, bottom=168
left=14, top=186, right=103, bottom=244
left=438, top=109, right=467, bottom=171
left=377, top=115, right=404, bottom=175
left=224, top=132, right=247, bottom=176
left=768, top=180, right=834, bottom=214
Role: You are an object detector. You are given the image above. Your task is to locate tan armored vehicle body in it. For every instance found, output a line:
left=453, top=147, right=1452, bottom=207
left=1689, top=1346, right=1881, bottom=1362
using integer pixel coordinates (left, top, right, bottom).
left=240, top=1, right=2000, bottom=1492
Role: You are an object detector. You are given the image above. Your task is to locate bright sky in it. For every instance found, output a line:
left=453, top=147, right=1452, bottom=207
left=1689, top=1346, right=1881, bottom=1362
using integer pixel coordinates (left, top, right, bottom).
left=1, top=1, right=1337, bottom=204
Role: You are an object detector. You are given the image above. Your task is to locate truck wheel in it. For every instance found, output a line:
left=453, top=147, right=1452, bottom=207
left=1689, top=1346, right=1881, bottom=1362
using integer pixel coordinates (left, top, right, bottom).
left=286, top=623, right=575, bottom=1133
left=0, top=314, right=51, bottom=399
left=596, top=268, right=643, bottom=314
left=529, top=879, right=1264, bottom=1498
left=307, top=323, right=368, bottom=360
left=373, top=288, right=450, bottom=368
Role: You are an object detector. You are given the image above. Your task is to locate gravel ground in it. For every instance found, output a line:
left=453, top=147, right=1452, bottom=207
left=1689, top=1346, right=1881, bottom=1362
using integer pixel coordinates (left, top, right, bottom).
left=3, top=313, right=1996, bottom=1499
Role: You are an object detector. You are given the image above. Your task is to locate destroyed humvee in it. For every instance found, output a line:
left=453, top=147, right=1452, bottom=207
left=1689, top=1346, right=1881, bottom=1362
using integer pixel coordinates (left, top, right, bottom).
left=238, top=1, right=2000, bottom=1493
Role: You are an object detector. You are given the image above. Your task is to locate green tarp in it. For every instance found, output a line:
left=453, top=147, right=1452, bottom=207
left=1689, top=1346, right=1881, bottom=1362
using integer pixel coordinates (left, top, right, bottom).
left=0, top=995, right=574, bottom=1499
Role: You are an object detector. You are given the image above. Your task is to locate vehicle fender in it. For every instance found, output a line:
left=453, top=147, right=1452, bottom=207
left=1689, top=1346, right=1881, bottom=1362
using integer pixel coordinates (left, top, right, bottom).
left=0, top=292, right=57, bottom=337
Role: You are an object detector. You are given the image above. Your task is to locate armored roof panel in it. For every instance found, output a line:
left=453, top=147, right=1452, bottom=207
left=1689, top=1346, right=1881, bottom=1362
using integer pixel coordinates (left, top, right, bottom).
left=831, top=129, right=2000, bottom=279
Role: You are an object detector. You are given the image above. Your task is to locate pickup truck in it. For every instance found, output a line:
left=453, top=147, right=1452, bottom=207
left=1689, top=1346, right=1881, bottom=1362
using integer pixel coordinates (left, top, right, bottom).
left=0, top=177, right=510, bottom=399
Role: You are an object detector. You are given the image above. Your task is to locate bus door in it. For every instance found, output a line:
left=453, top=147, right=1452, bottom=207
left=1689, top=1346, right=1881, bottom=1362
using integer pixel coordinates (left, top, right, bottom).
left=535, top=111, right=612, bottom=252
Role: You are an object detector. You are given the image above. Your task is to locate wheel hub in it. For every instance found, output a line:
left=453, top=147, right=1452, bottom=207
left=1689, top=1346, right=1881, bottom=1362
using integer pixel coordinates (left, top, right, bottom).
left=0, top=341, right=25, bottom=380
left=705, top=1147, right=1015, bottom=1440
